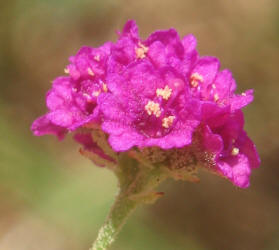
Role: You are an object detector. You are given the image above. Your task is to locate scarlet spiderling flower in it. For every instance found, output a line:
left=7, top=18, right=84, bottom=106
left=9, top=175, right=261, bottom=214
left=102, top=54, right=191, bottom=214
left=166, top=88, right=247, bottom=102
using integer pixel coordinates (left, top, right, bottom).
left=31, top=20, right=260, bottom=250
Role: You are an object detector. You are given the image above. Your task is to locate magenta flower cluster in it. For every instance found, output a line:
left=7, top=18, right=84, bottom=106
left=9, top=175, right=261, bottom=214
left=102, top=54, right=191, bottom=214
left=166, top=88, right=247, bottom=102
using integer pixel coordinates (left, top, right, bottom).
left=32, top=20, right=260, bottom=188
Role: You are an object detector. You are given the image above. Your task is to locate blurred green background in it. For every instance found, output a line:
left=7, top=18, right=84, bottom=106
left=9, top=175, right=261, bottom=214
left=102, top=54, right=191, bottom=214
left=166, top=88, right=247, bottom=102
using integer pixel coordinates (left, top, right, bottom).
left=0, top=0, right=279, bottom=249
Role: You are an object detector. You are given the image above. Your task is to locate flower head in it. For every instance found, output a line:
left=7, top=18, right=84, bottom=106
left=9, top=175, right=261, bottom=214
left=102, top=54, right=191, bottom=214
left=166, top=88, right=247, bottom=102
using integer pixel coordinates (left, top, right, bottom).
left=31, top=20, right=260, bottom=188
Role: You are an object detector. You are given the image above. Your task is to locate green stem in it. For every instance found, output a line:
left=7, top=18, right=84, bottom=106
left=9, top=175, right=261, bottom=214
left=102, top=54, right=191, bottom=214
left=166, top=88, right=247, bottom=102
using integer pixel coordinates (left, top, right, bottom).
left=90, top=158, right=167, bottom=250
left=90, top=193, right=138, bottom=250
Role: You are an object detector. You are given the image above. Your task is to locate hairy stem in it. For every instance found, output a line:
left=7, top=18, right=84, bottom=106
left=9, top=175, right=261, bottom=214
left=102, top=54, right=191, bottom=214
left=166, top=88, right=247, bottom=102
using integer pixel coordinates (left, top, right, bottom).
left=90, top=193, right=137, bottom=250
left=90, top=157, right=167, bottom=250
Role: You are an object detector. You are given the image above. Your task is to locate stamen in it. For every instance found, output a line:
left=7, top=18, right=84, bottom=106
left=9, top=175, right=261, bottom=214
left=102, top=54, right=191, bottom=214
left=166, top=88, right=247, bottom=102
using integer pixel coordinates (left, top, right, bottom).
left=214, top=93, right=219, bottom=102
left=94, top=54, right=100, bottom=62
left=103, top=83, right=108, bottom=92
left=241, top=92, right=246, bottom=96
left=231, top=147, right=239, bottom=156
left=135, top=42, right=149, bottom=59
left=136, top=48, right=146, bottom=59
left=156, top=86, right=172, bottom=100
left=162, top=116, right=175, bottom=128
left=212, top=84, right=216, bottom=89
left=145, top=101, right=161, bottom=117
left=64, top=68, right=69, bottom=74
left=92, top=90, right=101, bottom=97
left=139, top=42, right=148, bottom=52
left=190, top=73, right=203, bottom=87
left=83, top=93, right=91, bottom=99
left=88, top=68, right=95, bottom=76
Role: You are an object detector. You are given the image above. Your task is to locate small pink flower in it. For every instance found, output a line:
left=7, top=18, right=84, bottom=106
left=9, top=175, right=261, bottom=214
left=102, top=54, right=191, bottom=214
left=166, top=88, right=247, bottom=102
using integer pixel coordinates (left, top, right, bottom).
left=100, top=60, right=201, bottom=151
left=32, top=43, right=112, bottom=138
left=201, top=110, right=260, bottom=187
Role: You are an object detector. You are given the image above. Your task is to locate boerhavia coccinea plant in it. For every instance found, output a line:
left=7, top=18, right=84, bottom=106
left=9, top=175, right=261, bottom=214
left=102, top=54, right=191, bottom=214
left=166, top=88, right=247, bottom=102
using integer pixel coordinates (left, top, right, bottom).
left=31, top=20, right=260, bottom=250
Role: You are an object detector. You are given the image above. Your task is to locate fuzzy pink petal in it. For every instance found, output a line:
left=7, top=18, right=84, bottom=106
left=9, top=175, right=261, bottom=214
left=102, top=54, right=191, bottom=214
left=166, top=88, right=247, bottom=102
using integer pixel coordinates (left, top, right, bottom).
left=31, top=115, right=66, bottom=139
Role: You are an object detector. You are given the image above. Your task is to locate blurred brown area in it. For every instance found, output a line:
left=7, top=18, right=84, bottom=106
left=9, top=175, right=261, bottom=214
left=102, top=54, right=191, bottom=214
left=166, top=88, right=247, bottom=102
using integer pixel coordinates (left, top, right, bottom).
left=1, top=0, right=279, bottom=249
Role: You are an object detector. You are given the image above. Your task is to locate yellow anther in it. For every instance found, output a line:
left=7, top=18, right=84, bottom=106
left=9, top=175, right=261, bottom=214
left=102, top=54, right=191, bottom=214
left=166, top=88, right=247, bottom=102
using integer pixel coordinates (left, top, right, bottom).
left=136, top=48, right=146, bottom=59
left=64, top=68, right=69, bottom=74
left=214, top=93, right=219, bottom=102
left=162, top=116, right=175, bottom=128
left=103, top=83, right=108, bottom=92
left=88, top=68, right=95, bottom=76
left=156, top=85, right=172, bottom=100
left=241, top=92, right=246, bottom=96
left=145, top=101, right=161, bottom=117
left=92, top=90, right=101, bottom=97
left=83, top=93, right=91, bottom=99
left=231, top=147, right=239, bottom=156
left=190, top=73, right=203, bottom=87
left=94, top=54, right=100, bottom=62
left=139, top=42, right=148, bottom=52
left=135, top=42, right=149, bottom=59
